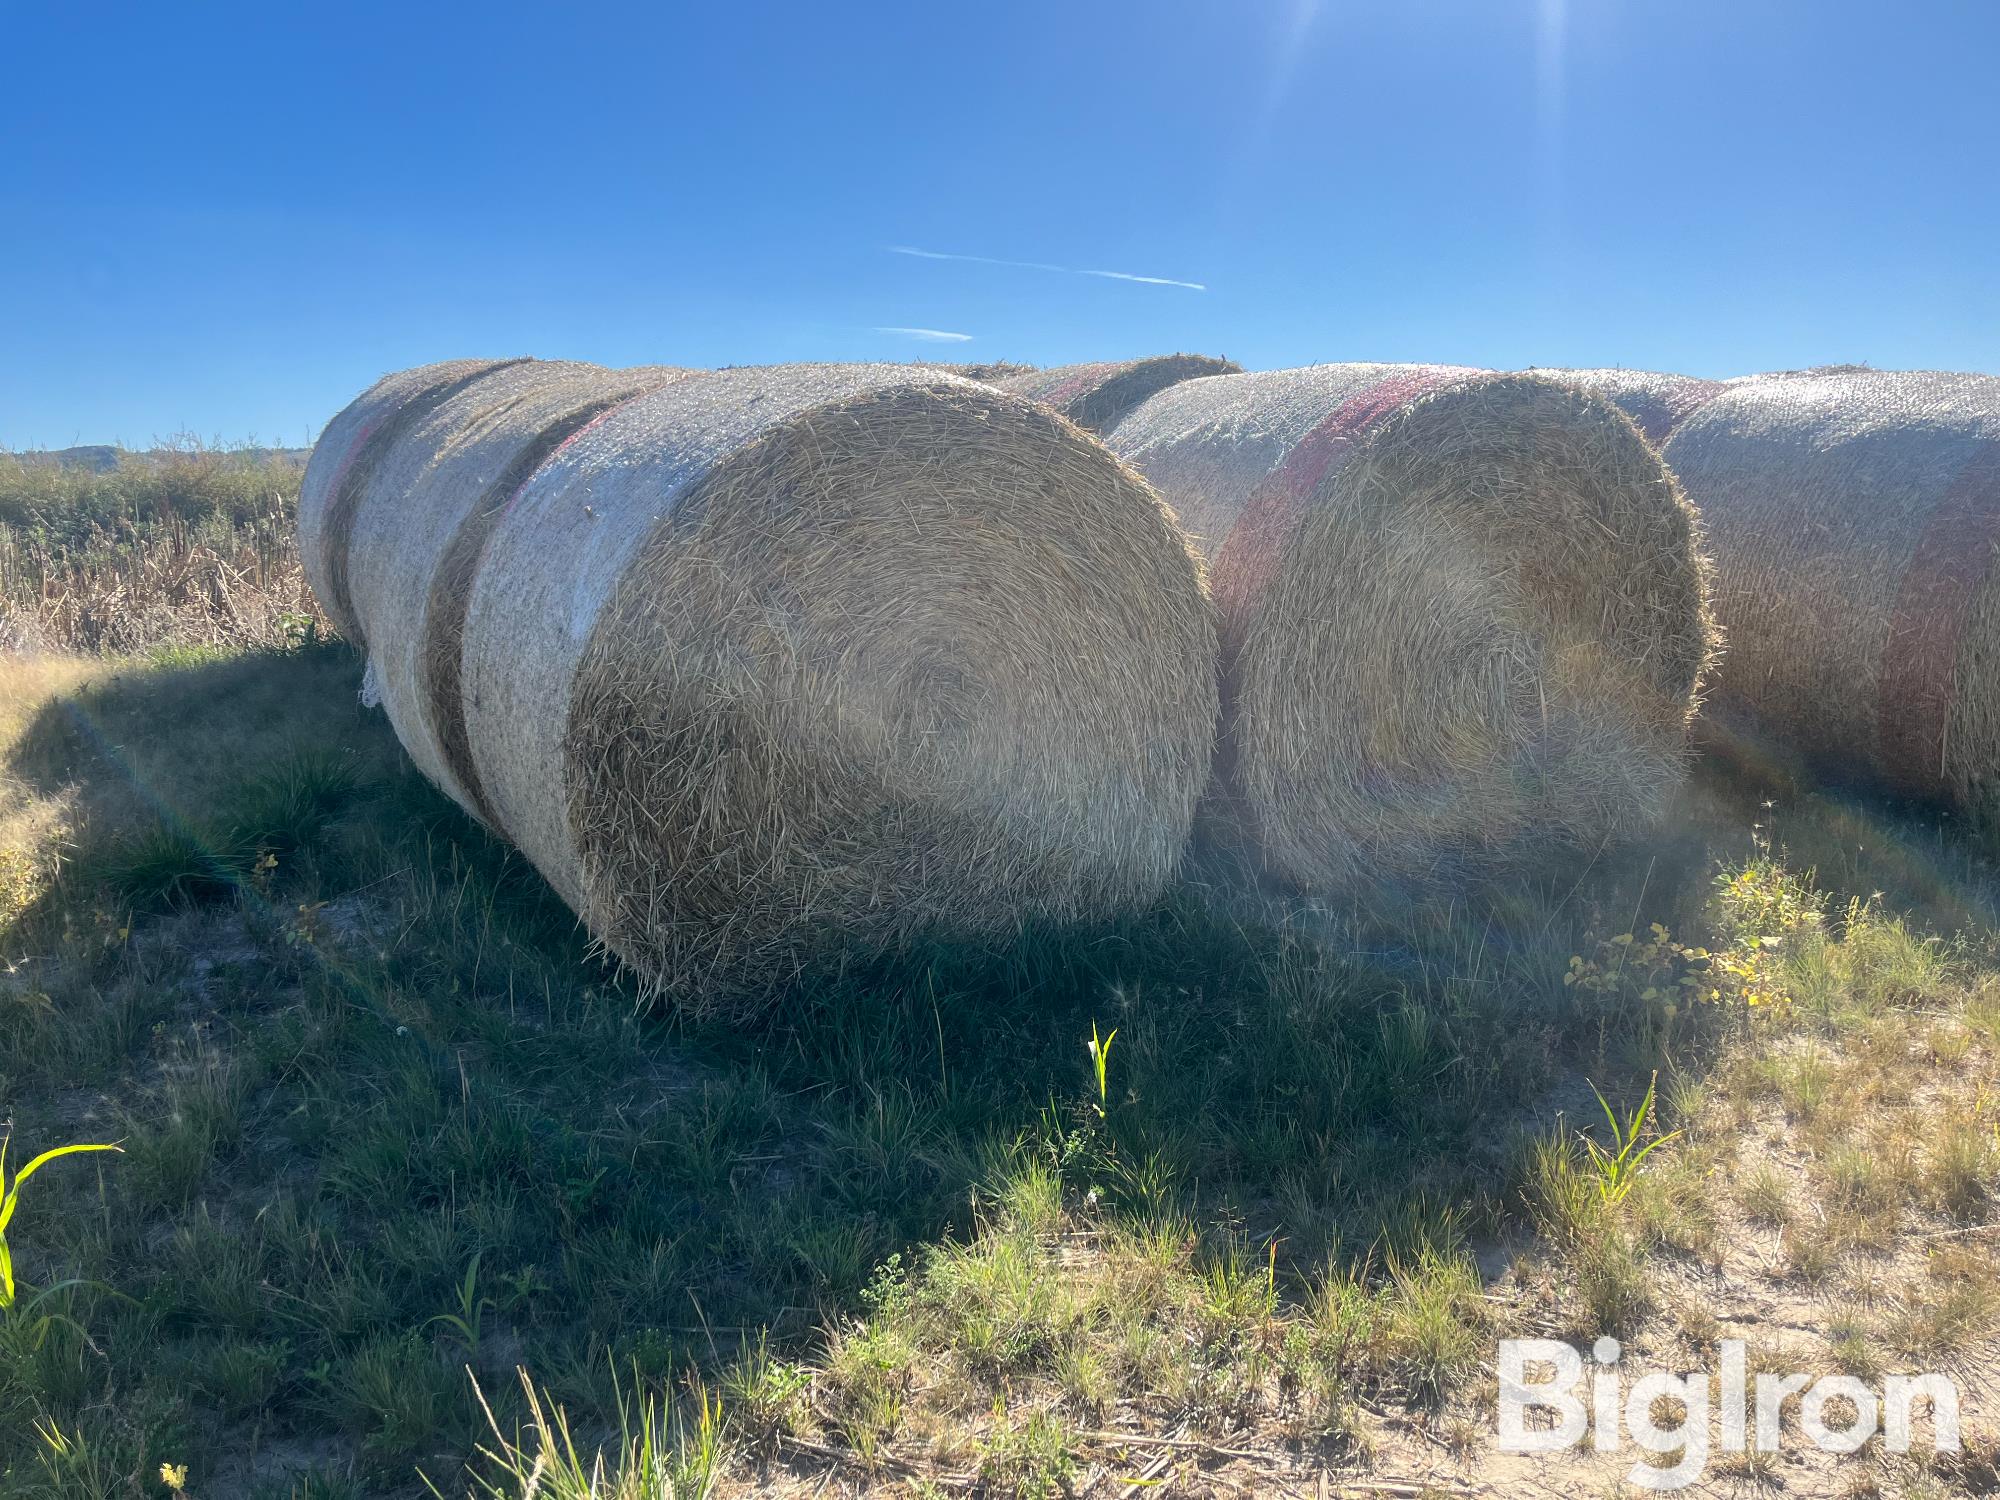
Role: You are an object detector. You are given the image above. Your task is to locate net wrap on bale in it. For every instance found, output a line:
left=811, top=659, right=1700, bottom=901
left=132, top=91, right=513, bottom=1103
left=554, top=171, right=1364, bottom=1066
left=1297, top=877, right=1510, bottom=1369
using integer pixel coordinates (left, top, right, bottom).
left=337, top=360, right=695, bottom=823
left=1662, top=369, right=2000, bottom=813
left=299, top=358, right=528, bottom=643
left=995, top=355, right=1241, bottom=434
left=452, top=363, right=1217, bottom=1007
left=1106, top=363, right=1714, bottom=889
left=1540, top=368, right=1727, bottom=447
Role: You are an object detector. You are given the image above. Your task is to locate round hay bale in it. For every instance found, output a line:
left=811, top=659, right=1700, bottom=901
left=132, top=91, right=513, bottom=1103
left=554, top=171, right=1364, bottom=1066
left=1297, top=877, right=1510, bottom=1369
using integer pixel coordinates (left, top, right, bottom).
left=1107, top=363, right=1714, bottom=889
left=299, top=359, right=527, bottom=641
left=1536, top=368, right=1727, bottom=446
left=458, top=363, right=1218, bottom=1005
left=1723, top=363, right=1876, bottom=384
left=994, top=355, right=1242, bottom=434
left=339, top=360, right=697, bottom=823
left=1662, top=369, right=2000, bottom=811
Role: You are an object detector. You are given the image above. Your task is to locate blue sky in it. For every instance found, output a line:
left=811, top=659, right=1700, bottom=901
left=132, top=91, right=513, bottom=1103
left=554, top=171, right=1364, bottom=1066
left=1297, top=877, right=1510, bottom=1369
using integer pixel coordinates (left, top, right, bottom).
left=2, top=0, right=1995, bottom=448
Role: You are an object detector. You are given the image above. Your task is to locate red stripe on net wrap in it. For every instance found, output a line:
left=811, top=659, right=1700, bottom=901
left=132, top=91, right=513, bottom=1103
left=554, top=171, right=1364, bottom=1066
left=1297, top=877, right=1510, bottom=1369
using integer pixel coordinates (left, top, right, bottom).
left=316, top=414, right=380, bottom=538
left=1038, top=362, right=1127, bottom=414
left=1198, top=370, right=1459, bottom=873
left=1877, top=440, right=2000, bottom=797
left=493, top=399, right=627, bottom=527
left=1208, top=369, right=1459, bottom=656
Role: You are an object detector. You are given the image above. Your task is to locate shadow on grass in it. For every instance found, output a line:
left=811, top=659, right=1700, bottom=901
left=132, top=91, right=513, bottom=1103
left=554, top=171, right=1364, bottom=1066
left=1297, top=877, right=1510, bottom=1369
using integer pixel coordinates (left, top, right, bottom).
left=7, top=642, right=399, bottom=860
left=4, top=645, right=1999, bottom=1483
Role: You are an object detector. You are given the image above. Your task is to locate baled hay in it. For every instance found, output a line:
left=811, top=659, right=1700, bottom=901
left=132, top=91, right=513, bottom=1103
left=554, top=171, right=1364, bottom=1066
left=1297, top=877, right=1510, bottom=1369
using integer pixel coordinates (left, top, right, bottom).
left=340, top=360, right=696, bottom=823
left=995, top=355, right=1241, bottom=434
left=1538, top=368, right=1726, bottom=446
left=1662, top=369, right=2000, bottom=813
left=298, top=358, right=526, bottom=641
left=949, top=361, right=1038, bottom=383
left=458, top=364, right=1218, bottom=1008
left=1108, top=364, right=1714, bottom=889
left=1723, top=363, right=1876, bottom=384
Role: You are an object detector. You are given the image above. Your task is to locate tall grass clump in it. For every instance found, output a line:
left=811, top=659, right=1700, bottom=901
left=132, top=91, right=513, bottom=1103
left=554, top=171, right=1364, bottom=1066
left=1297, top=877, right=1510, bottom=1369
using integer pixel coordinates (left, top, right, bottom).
left=0, top=441, right=323, bottom=653
left=453, top=1370, right=724, bottom=1500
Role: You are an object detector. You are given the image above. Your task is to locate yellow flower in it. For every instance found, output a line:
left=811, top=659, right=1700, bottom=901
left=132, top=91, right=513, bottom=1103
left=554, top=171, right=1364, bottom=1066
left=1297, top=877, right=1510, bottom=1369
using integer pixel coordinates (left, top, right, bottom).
left=160, top=1463, right=189, bottom=1493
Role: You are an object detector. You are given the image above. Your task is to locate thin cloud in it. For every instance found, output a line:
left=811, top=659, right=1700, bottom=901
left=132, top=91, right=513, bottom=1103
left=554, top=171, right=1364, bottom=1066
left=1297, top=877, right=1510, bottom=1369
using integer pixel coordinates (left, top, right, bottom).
left=874, top=326, right=975, bottom=343
left=889, top=245, right=1206, bottom=293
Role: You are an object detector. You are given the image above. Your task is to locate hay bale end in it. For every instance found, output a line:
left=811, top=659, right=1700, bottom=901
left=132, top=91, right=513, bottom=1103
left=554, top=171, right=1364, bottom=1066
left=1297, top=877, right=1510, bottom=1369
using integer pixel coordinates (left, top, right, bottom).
left=1109, top=363, right=1715, bottom=889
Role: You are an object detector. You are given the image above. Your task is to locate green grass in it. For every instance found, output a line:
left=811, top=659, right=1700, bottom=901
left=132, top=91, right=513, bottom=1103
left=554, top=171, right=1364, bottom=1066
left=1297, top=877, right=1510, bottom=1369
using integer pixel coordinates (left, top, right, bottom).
left=86, top=747, right=361, bottom=913
left=456, top=1369, right=723, bottom=1500
left=0, top=642, right=1995, bottom=1494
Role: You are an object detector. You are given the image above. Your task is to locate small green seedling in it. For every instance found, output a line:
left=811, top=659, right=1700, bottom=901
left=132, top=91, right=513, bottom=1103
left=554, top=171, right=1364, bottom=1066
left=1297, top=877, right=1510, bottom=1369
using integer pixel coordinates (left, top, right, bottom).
left=0, top=1136, right=121, bottom=1309
left=427, top=1251, right=495, bottom=1354
left=1580, top=1073, right=1679, bottom=1206
left=1086, top=1022, right=1118, bottom=1116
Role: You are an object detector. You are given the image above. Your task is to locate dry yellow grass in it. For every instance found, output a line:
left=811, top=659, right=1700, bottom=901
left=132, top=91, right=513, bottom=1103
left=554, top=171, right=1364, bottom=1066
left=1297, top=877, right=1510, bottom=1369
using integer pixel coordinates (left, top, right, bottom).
left=1, top=502, right=326, bottom=656
left=0, top=654, right=102, bottom=920
left=0, top=653, right=99, bottom=751
left=0, top=642, right=402, bottom=942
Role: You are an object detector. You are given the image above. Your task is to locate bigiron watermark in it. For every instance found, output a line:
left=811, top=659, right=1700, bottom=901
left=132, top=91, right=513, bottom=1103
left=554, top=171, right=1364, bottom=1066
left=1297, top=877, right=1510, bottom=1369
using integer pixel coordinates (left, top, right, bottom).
left=1495, top=1337, right=1960, bottom=1490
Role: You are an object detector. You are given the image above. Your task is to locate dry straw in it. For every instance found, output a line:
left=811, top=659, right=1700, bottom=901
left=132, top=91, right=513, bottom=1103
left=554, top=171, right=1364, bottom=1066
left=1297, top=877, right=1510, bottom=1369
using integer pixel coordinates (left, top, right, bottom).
left=338, top=360, right=696, bottom=823
left=1105, top=363, right=1714, bottom=889
left=1662, top=368, right=2000, bottom=815
left=298, top=358, right=527, bottom=642
left=995, top=355, right=1241, bottom=434
left=452, top=364, right=1217, bottom=1008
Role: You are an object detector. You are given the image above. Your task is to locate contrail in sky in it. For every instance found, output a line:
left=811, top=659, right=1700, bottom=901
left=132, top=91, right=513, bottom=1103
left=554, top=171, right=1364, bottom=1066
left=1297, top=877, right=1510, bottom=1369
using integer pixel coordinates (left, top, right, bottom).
left=889, top=245, right=1206, bottom=292
left=874, top=326, right=974, bottom=342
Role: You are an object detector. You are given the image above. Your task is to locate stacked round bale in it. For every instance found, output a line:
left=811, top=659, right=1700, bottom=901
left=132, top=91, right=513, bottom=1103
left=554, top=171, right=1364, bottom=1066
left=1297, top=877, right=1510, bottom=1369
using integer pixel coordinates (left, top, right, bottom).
left=1538, top=368, right=1727, bottom=447
left=302, top=361, right=1218, bottom=1007
left=993, top=355, right=1240, bottom=434
left=1097, top=363, right=1715, bottom=889
left=300, top=358, right=532, bottom=645
left=328, top=360, right=696, bottom=822
left=1661, top=368, right=2000, bottom=815
left=1723, top=363, right=1876, bottom=385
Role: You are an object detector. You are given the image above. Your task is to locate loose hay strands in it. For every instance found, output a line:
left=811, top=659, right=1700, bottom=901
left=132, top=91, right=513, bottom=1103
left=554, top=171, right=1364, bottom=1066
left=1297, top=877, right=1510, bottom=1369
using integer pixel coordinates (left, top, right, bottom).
left=457, top=364, right=1217, bottom=1011
left=1662, top=368, right=2000, bottom=816
left=1534, top=367, right=1727, bottom=446
left=337, top=360, right=698, bottom=824
left=1107, top=363, right=1715, bottom=891
left=994, top=355, right=1241, bottom=434
left=297, top=358, right=527, bottom=641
